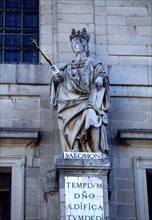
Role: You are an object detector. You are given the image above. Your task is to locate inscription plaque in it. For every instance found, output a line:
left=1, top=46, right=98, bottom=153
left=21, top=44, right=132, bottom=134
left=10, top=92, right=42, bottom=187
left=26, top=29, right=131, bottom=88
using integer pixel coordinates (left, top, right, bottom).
left=64, top=152, right=106, bottom=160
left=65, top=176, right=104, bottom=220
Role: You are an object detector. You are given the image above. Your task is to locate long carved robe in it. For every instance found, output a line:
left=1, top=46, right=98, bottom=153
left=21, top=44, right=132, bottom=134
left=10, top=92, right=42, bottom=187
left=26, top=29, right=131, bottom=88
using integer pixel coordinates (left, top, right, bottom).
left=50, top=58, right=110, bottom=153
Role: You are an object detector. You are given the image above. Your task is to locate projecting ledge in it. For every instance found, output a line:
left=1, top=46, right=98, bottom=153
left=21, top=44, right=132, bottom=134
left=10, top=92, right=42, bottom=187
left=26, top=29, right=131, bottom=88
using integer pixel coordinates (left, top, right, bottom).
left=56, top=155, right=110, bottom=172
left=0, top=128, right=40, bottom=146
left=118, top=129, right=152, bottom=145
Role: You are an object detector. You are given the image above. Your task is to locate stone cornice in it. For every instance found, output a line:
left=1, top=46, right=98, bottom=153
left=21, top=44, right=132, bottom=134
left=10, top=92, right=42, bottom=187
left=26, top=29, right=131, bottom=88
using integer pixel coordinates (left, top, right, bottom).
left=118, top=129, right=152, bottom=145
left=0, top=128, right=40, bottom=147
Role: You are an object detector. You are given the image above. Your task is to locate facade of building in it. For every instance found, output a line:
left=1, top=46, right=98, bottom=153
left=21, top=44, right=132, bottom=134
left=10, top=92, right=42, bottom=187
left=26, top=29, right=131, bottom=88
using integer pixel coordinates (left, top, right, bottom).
left=0, top=0, right=151, bottom=219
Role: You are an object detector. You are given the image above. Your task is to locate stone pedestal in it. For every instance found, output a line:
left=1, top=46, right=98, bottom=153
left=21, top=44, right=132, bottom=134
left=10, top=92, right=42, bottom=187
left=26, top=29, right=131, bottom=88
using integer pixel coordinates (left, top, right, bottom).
left=56, top=152, right=110, bottom=220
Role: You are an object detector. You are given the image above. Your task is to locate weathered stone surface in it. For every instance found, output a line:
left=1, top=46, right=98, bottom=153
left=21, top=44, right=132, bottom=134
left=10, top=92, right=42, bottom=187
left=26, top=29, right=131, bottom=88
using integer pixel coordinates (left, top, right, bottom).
left=115, top=204, right=136, bottom=218
left=108, top=45, right=151, bottom=56
left=113, top=168, right=134, bottom=179
left=109, top=65, right=149, bottom=85
left=46, top=194, right=59, bottom=220
left=58, top=14, right=94, bottom=23
left=0, top=64, right=16, bottom=83
left=0, top=1, right=151, bottom=220
left=44, top=169, right=58, bottom=192
left=107, top=6, right=148, bottom=16
left=115, top=179, right=134, bottom=190
left=17, top=64, right=51, bottom=84
left=107, top=16, right=126, bottom=25
left=26, top=168, right=40, bottom=178
left=0, top=97, right=40, bottom=130
left=26, top=189, right=40, bottom=203
left=0, top=84, right=50, bottom=97
left=57, top=3, right=93, bottom=14
left=26, top=204, right=40, bottom=218
left=95, top=6, right=107, bottom=16
left=130, top=36, right=151, bottom=45
left=108, top=26, right=136, bottom=35
left=110, top=86, right=152, bottom=97
left=136, top=26, right=152, bottom=36
left=26, top=178, right=40, bottom=189
left=127, top=16, right=152, bottom=26
left=108, top=35, right=130, bottom=45
left=115, top=190, right=135, bottom=203
left=119, top=56, right=152, bottom=65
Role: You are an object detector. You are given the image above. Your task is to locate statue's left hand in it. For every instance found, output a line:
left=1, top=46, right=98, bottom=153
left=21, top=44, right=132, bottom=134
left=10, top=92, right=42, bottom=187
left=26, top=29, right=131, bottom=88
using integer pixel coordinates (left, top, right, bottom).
left=95, top=76, right=103, bottom=90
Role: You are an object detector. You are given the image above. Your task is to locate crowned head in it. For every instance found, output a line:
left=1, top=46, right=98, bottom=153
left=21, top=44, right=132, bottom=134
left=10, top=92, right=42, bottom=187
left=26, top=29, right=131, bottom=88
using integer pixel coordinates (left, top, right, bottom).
left=69, top=28, right=90, bottom=43
left=69, top=28, right=90, bottom=57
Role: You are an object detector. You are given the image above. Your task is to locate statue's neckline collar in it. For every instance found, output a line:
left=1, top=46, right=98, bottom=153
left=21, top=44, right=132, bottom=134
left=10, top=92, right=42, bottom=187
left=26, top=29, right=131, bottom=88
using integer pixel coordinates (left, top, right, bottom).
left=72, top=58, right=87, bottom=64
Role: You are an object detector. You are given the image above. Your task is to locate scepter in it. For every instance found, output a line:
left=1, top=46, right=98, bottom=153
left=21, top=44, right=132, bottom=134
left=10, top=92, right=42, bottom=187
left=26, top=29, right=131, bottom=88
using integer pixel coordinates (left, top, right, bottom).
left=31, top=38, right=53, bottom=66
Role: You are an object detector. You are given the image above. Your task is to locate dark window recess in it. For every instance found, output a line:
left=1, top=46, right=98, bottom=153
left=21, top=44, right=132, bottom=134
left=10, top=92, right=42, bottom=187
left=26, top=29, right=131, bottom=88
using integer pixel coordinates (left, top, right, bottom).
left=146, top=169, right=152, bottom=220
left=0, top=168, right=11, bottom=220
left=0, top=0, right=39, bottom=63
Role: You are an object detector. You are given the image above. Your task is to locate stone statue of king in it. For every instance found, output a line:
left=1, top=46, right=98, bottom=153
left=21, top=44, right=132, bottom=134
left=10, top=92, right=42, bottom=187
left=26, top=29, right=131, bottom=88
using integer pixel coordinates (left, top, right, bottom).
left=50, top=28, right=110, bottom=154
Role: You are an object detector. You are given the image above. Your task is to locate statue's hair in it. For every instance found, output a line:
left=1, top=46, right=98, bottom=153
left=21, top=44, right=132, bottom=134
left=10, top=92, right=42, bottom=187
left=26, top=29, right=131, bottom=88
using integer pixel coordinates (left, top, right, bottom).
left=80, top=38, right=90, bottom=57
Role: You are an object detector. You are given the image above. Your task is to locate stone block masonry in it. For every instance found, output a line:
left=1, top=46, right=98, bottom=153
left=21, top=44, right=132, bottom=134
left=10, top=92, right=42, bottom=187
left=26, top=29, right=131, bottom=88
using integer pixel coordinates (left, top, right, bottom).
left=0, top=0, right=152, bottom=219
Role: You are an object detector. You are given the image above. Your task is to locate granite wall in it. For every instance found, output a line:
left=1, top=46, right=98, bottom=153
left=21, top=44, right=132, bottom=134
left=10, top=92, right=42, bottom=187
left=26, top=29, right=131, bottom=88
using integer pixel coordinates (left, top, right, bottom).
left=0, top=0, right=151, bottom=219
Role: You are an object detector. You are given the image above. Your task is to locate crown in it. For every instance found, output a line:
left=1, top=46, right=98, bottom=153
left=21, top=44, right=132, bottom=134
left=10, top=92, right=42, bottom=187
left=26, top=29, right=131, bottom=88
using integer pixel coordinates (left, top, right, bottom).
left=69, top=28, right=90, bottom=42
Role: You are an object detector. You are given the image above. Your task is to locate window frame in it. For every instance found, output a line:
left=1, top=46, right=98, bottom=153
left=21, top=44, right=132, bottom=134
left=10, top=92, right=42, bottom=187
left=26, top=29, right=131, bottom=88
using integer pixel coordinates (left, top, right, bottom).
left=0, top=156, right=25, bottom=220
left=0, top=169, right=11, bottom=220
left=133, top=157, right=152, bottom=220
left=0, top=0, right=39, bottom=64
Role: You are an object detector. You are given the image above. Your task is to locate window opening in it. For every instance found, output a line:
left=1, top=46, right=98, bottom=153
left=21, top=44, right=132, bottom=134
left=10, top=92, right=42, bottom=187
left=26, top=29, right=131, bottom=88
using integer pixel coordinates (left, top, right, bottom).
left=0, top=0, right=39, bottom=63
left=146, top=169, right=152, bottom=220
left=0, top=167, right=11, bottom=220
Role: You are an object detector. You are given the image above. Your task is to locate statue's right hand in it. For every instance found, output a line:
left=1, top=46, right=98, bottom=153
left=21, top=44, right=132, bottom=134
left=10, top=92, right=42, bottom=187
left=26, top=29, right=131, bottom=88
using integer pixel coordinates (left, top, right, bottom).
left=51, top=65, right=60, bottom=75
